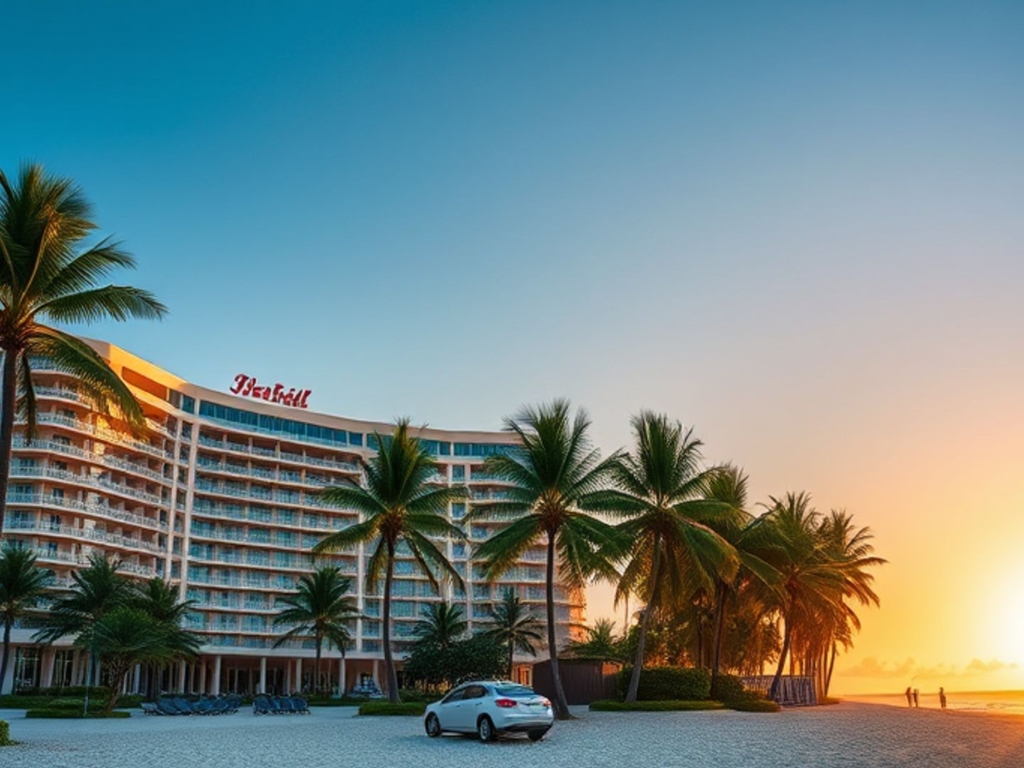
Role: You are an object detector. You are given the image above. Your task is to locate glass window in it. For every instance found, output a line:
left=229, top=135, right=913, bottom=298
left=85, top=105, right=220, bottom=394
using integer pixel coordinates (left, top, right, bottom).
left=451, top=466, right=465, bottom=482
left=441, top=687, right=466, bottom=704
left=181, top=394, right=196, bottom=414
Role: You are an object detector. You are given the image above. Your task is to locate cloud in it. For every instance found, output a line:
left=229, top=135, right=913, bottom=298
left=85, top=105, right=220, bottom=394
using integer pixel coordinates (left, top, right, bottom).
left=839, top=656, right=1018, bottom=679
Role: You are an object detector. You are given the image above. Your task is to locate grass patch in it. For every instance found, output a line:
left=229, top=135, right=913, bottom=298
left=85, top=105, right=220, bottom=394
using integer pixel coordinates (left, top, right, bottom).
left=358, top=701, right=426, bottom=716
left=0, top=720, right=12, bottom=747
left=589, top=700, right=725, bottom=712
left=0, top=694, right=142, bottom=710
left=26, top=708, right=131, bottom=719
left=725, top=699, right=781, bottom=713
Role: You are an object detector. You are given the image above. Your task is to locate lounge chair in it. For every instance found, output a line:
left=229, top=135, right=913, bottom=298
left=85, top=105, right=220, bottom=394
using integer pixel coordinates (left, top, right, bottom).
left=141, top=702, right=159, bottom=715
left=253, top=695, right=273, bottom=715
left=290, top=696, right=309, bottom=714
left=172, top=697, right=194, bottom=715
left=156, top=699, right=180, bottom=716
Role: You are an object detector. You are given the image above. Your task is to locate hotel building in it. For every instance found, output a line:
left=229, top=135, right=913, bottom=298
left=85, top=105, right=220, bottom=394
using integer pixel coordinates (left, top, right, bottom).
left=1, top=339, right=585, bottom=696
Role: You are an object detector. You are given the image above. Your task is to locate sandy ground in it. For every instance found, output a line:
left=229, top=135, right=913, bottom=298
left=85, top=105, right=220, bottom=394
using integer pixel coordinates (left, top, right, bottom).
left=2, top=701, right=1023, bottom=768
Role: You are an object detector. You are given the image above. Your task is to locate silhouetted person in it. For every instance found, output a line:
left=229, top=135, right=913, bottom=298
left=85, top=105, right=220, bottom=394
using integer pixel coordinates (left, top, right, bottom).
left=905, top=686, right=913, bottom=707
left=913, top=688, right=920, bottom=708
left=939, top=687, right=947, bottom=710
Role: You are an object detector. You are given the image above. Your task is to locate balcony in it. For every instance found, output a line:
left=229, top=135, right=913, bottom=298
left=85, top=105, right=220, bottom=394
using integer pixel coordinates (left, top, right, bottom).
left=4, top=519, right=163, bottom=554
left=27, top=412, right=172, bottom=459
left=5, top=492, right=167, bottom=531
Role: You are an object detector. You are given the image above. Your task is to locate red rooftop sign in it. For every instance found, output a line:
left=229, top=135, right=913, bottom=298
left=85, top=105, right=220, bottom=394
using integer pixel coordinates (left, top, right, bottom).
left=230, top=374, right=311, bottom=409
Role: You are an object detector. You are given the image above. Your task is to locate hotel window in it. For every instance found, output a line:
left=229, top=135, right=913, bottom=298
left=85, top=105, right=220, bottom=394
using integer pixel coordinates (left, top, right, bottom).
left=181, top=395, right=195, bottom=414
left=451, top=503, right=466, bottom=520
left=349, top=432, right=363, bottom=447
left=451, top=466, right=465, bottom=482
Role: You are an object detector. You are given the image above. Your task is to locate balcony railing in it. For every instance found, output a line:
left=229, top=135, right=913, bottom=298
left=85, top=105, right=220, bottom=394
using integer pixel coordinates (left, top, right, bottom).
left=26, top=412, right=172, bottom=459
left=4, top=519, right=163, bottom=553
left=5, top=492, right=167, bottom=531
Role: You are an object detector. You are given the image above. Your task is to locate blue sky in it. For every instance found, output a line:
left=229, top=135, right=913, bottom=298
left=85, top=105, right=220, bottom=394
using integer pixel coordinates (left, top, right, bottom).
left=3, top=2, right=1024, bottom=686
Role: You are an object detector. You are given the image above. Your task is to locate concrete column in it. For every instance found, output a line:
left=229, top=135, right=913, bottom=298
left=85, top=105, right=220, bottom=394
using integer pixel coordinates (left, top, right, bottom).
left=132, top=664, right=141, bottom=694
left=42, top=649, right=55, bottom=688
left=339, top=657, right=346, bottom=695
left=177, top=661, right=187, bottom=693
left=285, top=661, right=292, bottom=694
left=199, top=661, right=207, bottom=694
left=259, top=657, right=267, bottom=694
left=372, top=659, right=379, bottom=684
left=212, top=655, right=222, bottom=696
left=295, top=658, right=303, bottom=694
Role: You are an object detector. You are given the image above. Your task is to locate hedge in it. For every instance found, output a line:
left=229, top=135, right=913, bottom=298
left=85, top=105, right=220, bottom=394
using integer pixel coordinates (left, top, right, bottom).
left=0, top=720, right=11, bottom=746
left=358, top=701, right=426, bottom=716
left=616, top=667, right=712, bottom=701
left=26, top=709, right=132, bottom=719
left=590, top=700, right=725, bottom=712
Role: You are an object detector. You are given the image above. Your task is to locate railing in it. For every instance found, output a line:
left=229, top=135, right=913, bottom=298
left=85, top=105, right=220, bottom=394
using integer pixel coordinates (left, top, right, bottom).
left=26, top=547, right=156, bottom=577
left=4, top=519, right=162, bottom=553
left=197, top=434, right=361, bottom=474
left=5, top=492, right=167, bottom=531
left=10, top=463, right=165, bottom=505
left=29, top=412, right=172, bottom=459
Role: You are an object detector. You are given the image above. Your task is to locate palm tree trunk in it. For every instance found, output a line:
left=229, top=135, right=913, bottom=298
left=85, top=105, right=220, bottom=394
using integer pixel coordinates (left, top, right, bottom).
left=544, top=531, right=571, bottom=720
left=508, top=642, right=514, bottom=680
left=825, top=641, right=837, bottom=697
left=710, top=580, right=728, bottom=698
left=315, top=636, right=322, bottom=697
left=0, top=619, right=12, bottom=695
left=769, top=612, right=792, bottom=702
left=626, top=535, right=662, bottom=703
left=382, top=541, right=400, bottom=704
left=0, top=349, right=19, bottom=535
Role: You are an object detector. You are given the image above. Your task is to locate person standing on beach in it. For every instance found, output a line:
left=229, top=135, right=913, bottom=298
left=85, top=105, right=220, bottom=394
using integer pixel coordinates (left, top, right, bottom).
left=940, top=687, right=947, bottom=710
left=913, top=688, right=920, bottom=708
left=905, top=686, right=913, bottom=707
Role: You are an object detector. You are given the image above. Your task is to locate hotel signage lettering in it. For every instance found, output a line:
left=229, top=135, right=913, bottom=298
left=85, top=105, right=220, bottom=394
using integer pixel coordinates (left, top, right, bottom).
left=230, top=374, right=311, bottom=409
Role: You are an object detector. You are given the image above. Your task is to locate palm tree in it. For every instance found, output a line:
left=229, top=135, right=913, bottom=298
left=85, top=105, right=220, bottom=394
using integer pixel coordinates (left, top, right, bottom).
left=483, top=588, right=545, bottom=677
left=471, top=400, right=622, bottom=720
left=33, top=553, right=136, bottom=693
left=134, top=577, right=195, bottom=697
left=762, top=492, right=846, bottom=701
left=313, top=419, right=468, bottom=703
left=272, top=567, right=359, bottom=695
left=563, top=618, right=624, bottom=663
left=412, top=601, right=467, bottom=651
left=0, top=164, right=167, bottom=534
left=0, top=544, right=52, bottom=694
left=84, top=606, right=199, bottom=712
left=605, top=413, right=739, bottom=703
left=699, top=465, right=779, bottom=693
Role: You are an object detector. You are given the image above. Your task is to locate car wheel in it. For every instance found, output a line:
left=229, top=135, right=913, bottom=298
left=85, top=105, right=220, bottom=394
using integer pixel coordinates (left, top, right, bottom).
left=424, top=714, right=441, bottom=738
left=477, top=715, right=496, bottom=742
left=528, top=729, right=548, bottom=742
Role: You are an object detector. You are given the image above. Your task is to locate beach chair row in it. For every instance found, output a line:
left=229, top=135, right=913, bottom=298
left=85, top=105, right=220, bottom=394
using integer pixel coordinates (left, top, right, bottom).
left=141, top=695, right=242, bottom=716
left=252, top=694, right=310, bottom=714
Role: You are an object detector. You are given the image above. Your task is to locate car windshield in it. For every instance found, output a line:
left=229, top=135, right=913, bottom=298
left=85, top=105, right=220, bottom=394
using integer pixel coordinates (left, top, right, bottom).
left=494, top=684, right=536, bottom=697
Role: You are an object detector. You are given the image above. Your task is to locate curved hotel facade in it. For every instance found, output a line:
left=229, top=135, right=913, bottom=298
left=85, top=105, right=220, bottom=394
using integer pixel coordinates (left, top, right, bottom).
left=1, top=339, right=585, bottom=696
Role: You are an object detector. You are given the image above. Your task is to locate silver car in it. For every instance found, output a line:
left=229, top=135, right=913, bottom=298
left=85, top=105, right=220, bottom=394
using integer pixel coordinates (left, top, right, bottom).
left=424, top=680, right=554, bottom=742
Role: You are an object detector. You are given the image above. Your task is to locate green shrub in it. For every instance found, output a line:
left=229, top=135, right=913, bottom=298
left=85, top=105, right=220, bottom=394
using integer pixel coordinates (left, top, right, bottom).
left=590, top=699, right=725, bottom=712
left=396, top=689, right=443, bottom=703
left=0, top=720, right=11, bottom=746
left=616, top=667, right=711, bottom=701
left=25, top=709, right=131, bottom=719
left=710, top=674, right=747, bottom=703
left=727, top=698, right=780, bottom=713
left=358, top=701, right=426, bottom=716
left=16, top=686, right=112, bottom=698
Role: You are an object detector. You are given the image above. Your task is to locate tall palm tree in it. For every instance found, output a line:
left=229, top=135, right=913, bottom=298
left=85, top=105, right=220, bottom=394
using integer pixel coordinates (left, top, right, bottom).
left=483, top=588, right=545, bottom=677
left=412, top=601, right=467, bottom=651
left=471, top=400, right=622, bottom=720
left=605, top=413, right=739, bottom=703
left=84, top=606, right=199, bottom=713
left=272, top=566, right=358, bottom=695
left=699, top=465, right=779, bottom=693
left=313, top=420, right=468, bottom=703
left=563, top=618, right=624, bottom=663
left=761, top=492, right=845, bottom=701
left=0, top=164, right=167, bottom=534
left=0, top=544, right=52, bottom=694
left=33, top=553, right=135, bottom=691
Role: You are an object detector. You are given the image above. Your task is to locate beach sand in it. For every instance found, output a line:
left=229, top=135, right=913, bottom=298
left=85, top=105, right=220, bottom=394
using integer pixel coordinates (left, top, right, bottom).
left=3, top=701, right=1023, bottom=767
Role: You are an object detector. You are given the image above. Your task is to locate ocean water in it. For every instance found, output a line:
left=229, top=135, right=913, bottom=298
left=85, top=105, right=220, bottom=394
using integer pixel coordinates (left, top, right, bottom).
left=848, top=690, right=1024, bottom=716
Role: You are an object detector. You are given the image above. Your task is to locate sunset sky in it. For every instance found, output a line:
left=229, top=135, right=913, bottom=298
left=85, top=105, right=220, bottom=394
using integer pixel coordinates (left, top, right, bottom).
left=3, top=2, right=1023, bottom=694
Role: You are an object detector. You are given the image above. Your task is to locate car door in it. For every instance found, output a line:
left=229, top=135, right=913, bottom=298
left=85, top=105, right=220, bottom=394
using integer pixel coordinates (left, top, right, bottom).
left=436, top=686, right=466, bottom=731
left=456, top=685, right=487, bottom=731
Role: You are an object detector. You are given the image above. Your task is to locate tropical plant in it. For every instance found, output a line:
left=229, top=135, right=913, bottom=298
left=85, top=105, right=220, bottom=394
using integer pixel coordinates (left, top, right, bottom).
left=134, top=577, right=196, bottom=697
left=313, top=419, right=468, bottom=703
left=83, top=606, right=199, bottom=712
left=33, top=553, right=136, bottom=694
left=411, top=601, right=467, bottom=651
left=0, top=164, right=166, bottom=534
left=604, top=413, right=739, bottom=703
left=563, top=618, right=624, bottom=663
left=0, top=544, right=52, bottom=694
left=272, top=566, right=358, bottom=694
left=402, top=632, right=506, bottom=690
left=482, top=588, right=545, bottom=676
left=470, top=400, right=622, bottom=719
